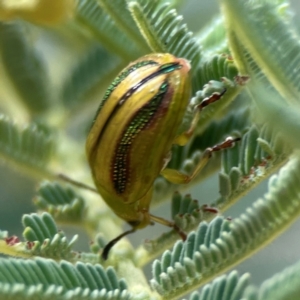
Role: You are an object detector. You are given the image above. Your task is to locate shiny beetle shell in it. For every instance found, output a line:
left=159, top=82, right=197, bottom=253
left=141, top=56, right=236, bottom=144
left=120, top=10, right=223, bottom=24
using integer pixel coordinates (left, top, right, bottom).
left=86, top=53, right=191, bottom=228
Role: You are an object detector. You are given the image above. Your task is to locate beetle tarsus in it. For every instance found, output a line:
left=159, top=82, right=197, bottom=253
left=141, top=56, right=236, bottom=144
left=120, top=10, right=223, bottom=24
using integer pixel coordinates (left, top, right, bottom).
left=197, top=88, right=227, bottom=111
left=173, top=224, right=187, bottom=241
left=210, top=137, right=241, bottom=152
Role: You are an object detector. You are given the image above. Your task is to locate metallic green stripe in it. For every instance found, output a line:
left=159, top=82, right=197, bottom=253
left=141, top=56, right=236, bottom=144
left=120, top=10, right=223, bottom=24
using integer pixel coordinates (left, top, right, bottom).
left=90, top=60, right=158, bottom=129
left=113, top=81, right=169, bottom=194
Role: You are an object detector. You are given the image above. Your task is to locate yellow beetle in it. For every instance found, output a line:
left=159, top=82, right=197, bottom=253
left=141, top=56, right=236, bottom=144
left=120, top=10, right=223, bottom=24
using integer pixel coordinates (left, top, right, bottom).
left=86, top=53, right=238, bottom=259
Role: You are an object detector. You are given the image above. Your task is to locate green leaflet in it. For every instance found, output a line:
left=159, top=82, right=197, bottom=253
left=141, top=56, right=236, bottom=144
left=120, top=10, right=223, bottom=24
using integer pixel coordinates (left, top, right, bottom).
left=0, top=22, right=51, bottom=114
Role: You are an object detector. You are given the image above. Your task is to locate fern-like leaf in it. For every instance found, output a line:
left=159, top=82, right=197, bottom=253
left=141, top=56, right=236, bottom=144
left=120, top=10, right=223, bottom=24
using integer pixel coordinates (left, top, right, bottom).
left=128, top=0, right=201, bottom=68
left=139, top=193, right=220, bottom=264
left=138, top=116, right=290, bottom=267
left=21, top=213, right=78, bottom=260
left=221, top=0, right=300, bottom=152
left=221, top=0, right=300, bottom=153
left=0, top=115, right=55, bottom=179
left=214, top=123, right=290, bottom=209
left=0, top=257, right=130, bottom=300
left=186, top=270, right=250, bottom=300
left=0, top=22, right=50, bottom=114
left=98, top=0, right=150, bottom=52
left=225, top=29, right=300, bottom=152
left=192, top=55, right=239, bottom=94
left=75, top=0, right=142, bottom=60
left=0, top=214, right=78, bottom=261
left=242, top=259, right=300, bottom=300
left=34, top=181, right=86, bottom=224
left=222, top=0, right=300, bottom=104
left=151, top=156, right=300, bottom=298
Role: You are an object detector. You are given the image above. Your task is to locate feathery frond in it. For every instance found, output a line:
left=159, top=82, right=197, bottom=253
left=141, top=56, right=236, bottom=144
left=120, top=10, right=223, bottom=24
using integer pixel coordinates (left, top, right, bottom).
left=242, top=259, right=300, bottom=300
left=186, top=271, right=250, bottom=300
left=22, top=213, right=78, bottom=260
left=222, top=0, right=300, bottom=104
left=0, top=22, right=50, bottom=114
left=0, top=115, right=55, bottom=178
left=128, top=0, right=201, bottom=68
left=98, top=0, right=149, bottom=52
left=151, top=156, right=300, bottom=298
left=0, top=257, right=130, bottom=300
left=215, top=121, right=291, bottom=209
left=75, top=0, right=142, bottom=60
left=34, top=182, right=86, bottom=224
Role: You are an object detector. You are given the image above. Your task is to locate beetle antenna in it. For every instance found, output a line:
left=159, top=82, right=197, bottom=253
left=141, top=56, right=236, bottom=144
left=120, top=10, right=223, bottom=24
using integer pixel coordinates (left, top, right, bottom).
left=57, top=173, right=98, bottom=193
left=101, top=228, right=136, bottom=260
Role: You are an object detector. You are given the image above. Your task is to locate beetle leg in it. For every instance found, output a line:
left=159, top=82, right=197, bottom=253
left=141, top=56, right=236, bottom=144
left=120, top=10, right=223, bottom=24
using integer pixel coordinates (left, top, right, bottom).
left=174, top=89, right=227, bottom=146
left=161, top=136, right=240, bottom=184
left=162, top=151, right=172, bottom=171
left=149, top=214, right=187, bottom=240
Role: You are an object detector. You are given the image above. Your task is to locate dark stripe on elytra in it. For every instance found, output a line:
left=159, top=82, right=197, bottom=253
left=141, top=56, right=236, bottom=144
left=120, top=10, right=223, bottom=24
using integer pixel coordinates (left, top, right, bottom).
left=118, top=62, right=181, bottom=105
left=97, top=62, right=181, bottom=142
left=89, top=60, right=158, bottom=130
left=90, top=62, right=182, bottom=159
left=111, top=63, right=182, bottom=194
left=113, top=81, right=169, bottom=194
